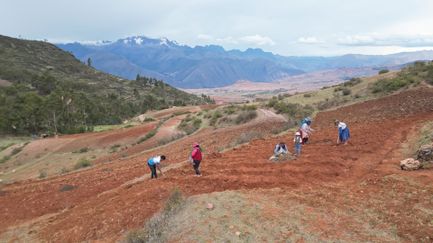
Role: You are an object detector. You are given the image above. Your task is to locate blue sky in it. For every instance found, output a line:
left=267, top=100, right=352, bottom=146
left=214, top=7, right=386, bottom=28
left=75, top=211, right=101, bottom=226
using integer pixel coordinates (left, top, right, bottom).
left=2, top=0, right=433, bottom=56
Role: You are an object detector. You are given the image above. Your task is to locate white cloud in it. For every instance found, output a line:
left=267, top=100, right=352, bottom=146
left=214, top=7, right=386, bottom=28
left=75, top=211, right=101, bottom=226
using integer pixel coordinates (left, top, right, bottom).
left=197, top=34, right=274, bottom=46
left=297, top=36, right=323, bottom=44
left=338, top=34, right=433, bottom=47
left=216, top=36, right=239, bottom=45
left=197, top=34, right=213, bottom=41
left=239, top=34, right=275, bottom=46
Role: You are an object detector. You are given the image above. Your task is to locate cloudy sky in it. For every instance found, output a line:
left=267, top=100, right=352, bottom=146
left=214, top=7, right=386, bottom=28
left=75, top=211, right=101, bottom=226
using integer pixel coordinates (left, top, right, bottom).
left=2, top=0, right=433, bottom=56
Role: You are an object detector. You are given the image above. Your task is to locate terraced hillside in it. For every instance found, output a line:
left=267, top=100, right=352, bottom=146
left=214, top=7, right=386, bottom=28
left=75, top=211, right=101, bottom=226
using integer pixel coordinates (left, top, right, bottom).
left=0, top=85, right=432, bottom=242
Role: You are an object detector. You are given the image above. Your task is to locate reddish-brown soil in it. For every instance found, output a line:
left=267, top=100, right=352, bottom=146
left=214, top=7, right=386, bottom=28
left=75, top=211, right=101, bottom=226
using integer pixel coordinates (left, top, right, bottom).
left=1, top=87, right=433, bottom=242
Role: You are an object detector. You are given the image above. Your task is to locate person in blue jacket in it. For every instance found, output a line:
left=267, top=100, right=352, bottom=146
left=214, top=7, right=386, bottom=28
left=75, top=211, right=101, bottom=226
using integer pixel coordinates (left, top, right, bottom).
left=335, top=120, right=350, bottom=145
left=147, top=155, right=166, bottom=179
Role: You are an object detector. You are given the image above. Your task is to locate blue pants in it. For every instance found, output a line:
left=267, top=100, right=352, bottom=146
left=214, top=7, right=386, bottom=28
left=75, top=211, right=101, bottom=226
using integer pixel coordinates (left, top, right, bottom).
left=295, top=143, right=301, bottom=155
left=148, top=164, right=157, bottom=178
left=339, top=127, right=350, bottom=143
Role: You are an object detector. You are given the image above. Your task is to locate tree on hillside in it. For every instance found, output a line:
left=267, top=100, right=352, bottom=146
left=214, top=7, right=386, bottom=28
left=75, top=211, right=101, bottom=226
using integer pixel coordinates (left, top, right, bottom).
left=87, top=57, right=92, bottom=67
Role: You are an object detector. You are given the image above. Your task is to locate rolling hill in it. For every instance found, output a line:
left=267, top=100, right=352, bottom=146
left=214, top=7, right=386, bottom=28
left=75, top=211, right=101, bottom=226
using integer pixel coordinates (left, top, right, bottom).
left=0, top=35, right=211, bottom=135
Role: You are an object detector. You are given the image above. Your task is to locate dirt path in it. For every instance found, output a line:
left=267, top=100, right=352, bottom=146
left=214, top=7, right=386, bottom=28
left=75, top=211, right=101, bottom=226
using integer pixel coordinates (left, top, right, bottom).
left=1, top=88, right=433, bottom=242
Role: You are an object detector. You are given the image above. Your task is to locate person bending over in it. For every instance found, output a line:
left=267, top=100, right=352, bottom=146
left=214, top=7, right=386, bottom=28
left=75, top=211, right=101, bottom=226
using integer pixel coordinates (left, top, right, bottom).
left=147, top=155, right=166, bottom=179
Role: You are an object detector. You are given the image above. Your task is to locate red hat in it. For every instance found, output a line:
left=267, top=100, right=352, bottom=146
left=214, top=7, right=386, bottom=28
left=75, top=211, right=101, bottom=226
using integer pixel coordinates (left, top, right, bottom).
left=193, top=142, right=200, bottom=147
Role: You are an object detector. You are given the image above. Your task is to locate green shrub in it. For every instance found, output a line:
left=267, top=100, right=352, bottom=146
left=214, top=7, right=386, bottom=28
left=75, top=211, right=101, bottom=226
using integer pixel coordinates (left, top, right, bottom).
left=11, top=147, right=23, bottom=156
left=241, top=104, right=257, bottom=111
left=178, top=117, right=202, bottom=135
left=235, top=110, right=257, bottom=124
left=143, top=117, right=155, bottom=122
left=371, top=77, right=411, bottom=93
left=74, top=159, right=92, bottom=170
left=334, top=86, right=344, bottom=92
left=427, top=69, right=433, bottom=85
left=109, top=143, right=122, bottom=153
left=343, top=78, right=362, bottom=87
left=342, top=88, right=351, bottom=96
left=303, top=93, right=312, bottom=98
left=0, top=143, right=15, bottom=152
left=209, top=111, right=222, bottom=126
left=74, top=147, right=89, bottom=153
left=223, top=105, right=237, bottom=115
left=137, top=130, right=157, bottom=144
left=39, top=170, right=47, bottom=179
left=173, top=111, right=191, bottom=116
left=111, top=144, right=121, bottom=149
left=59, top=184, right=76, bottom=192
left=378, top=69, right=389, bottom=74
left=0, top=156, right=11, bottom=164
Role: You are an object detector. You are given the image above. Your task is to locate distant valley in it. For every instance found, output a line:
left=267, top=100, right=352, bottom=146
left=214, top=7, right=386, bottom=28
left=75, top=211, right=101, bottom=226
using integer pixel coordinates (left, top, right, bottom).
left=58, top=36, right=433, bottom=88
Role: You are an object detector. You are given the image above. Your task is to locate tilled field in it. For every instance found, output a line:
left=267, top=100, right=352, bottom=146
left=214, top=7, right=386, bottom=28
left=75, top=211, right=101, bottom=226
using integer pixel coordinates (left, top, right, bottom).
left=1, top=87, right=433, bottom=242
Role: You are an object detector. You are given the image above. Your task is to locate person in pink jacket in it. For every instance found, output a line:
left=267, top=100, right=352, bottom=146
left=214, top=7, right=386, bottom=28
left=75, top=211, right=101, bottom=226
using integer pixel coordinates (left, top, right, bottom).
left=190, top=142, right=203, bottom=176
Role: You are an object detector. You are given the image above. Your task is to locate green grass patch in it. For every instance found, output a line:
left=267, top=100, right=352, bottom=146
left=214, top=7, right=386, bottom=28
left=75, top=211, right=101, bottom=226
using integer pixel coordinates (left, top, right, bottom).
left=416, top=122, right=433, bottom=150
left=0, top=155, right=11, bottom=164
left=137, top=130, right=157, bottom=144
left=74, top=158, right=92, bottom=170
left=10, top=147, right=23, bottom=156
left=343, top=77, right=362, bottom=87
left=73, top=147, right=89, bottom=153
left=173, top=111, right=191, bottom=116
left=178, top=117, right=202, bottom=135
left=378, top=69, right=389, bottom=74
left=0, top=143, right=15, bottom=152
left=371, top=77, right=413, bottom=93
left=39, top=170, right=47, bottom=179
left=234, top=110, right=257, bottom=124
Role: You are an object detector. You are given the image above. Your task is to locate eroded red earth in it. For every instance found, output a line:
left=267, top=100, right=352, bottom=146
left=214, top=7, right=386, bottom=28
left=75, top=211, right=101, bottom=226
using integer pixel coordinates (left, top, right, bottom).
left=1, top=87, right=433, bottom=242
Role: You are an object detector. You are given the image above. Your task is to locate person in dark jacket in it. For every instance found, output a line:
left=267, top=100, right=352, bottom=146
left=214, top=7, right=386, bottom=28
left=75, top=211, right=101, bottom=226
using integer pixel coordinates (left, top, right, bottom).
left=190, top=142, right=203, bottom=176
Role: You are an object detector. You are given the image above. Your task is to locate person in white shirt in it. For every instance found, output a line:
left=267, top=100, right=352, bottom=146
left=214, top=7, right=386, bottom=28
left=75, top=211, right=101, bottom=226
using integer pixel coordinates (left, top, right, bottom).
left=147, top=155, right=166, bottom=179
left=335, top=120, right=350, bottom=145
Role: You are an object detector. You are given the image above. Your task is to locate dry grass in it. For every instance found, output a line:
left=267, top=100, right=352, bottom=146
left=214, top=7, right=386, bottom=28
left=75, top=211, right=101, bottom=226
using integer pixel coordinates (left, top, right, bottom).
left=125, top=188, right=184, bottom=243
left=231, top=131, right=264, bottom=146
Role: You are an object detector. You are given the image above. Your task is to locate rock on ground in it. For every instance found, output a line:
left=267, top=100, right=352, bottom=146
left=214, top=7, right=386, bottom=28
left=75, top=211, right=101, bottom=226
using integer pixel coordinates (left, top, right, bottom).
left=400, top=158, right=422, bottom=171
left=416, top=144, right=433, bottom=162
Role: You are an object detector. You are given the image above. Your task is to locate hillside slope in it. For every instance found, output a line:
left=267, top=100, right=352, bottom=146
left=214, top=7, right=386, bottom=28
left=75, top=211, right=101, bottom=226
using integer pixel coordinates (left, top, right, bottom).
left=0, top=86, right=432, bottom=242
left=0, top=35, right=210, bottom=134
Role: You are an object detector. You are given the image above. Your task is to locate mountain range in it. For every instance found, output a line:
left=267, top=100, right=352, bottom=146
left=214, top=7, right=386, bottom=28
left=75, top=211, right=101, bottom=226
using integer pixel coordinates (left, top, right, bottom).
left=57, top=36, right=433, bottom=88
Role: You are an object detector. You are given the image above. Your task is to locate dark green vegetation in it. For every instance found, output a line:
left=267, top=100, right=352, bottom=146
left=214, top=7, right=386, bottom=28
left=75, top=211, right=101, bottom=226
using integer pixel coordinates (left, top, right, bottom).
left=137, top=130, right=157, bottom=144
left=267, top=97, right=314, bottom=122
left=0, top=35, right=212, bottom=135
left=73, top=158, right=92, bottom=170
left=378, top=69, right=389, bottom=74
left=343, top=77, right=362, bottom=87
left=372, top=61, right=433, bottom=94
left=178, top=116, right=202, bottom=135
